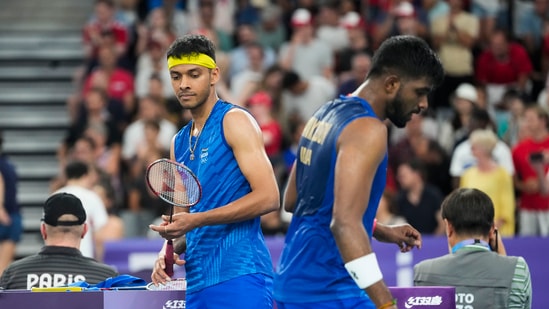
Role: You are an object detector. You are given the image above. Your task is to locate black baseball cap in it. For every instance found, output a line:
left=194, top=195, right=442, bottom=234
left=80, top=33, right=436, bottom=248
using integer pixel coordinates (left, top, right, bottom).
left=42, top=193, right=87, bottom=226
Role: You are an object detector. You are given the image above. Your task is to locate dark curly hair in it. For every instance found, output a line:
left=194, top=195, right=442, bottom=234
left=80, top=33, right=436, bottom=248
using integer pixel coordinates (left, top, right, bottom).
left=367, top=35, right=444, bottom=89
left=166, top=34, right=216, bottom=62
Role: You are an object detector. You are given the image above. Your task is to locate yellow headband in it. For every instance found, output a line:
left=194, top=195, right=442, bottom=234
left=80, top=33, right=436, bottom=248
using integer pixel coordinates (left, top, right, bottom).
left=167, top=53, right=216, bottom=70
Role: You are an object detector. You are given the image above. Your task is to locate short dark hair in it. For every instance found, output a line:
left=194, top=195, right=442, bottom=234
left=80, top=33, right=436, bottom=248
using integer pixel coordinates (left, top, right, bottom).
left=282, top=70, right=301, bottom=89
left=166, top=34, right=216, bottom=62
left=367, top=35, right=444, bottom=88
left=402, top=158, right=427, bottom=182
left=65, top=161, right=89, bottom=180
left=441, top=188, right=494, bottom=237
left=95, top=0, right=114, bottom=8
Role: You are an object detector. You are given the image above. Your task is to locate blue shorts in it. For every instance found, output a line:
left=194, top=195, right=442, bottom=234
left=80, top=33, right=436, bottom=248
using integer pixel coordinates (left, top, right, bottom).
left=276, top=297, right=376, bottom=309
left=0, top=213, right=23, bottom=242
left=186, top=273, right=273, bottom=309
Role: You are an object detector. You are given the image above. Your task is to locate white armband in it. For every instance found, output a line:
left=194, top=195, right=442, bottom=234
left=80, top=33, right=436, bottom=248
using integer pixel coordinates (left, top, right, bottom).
left=344, top=253, right=383, bottom=289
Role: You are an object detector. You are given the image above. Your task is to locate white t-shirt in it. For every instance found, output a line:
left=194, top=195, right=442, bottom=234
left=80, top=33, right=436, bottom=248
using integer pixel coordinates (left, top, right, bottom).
left=121, top=119, right=177, bottom=160
left=54, top=185, right=109, bottom=259
left=449, top=140, right=515, bottom=177
left=281, top=76, right=336, bottom=121
left=278, top=39, right=333, bottom=80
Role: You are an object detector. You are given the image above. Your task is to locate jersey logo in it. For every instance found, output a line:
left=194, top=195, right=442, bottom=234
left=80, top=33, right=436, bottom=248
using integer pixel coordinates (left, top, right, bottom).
left=200, top=148, right=209, bottom=164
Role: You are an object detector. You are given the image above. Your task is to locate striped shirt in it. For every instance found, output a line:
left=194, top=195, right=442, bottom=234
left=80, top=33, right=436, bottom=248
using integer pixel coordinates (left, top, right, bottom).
left=510, top=256, right=532, bottom=309
left=460, top=245, right=532, bottom=308
left=0, top=246, right=118, bottom=290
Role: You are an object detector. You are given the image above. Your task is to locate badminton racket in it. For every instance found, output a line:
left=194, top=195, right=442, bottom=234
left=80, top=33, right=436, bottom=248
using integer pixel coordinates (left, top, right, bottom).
left=146, top=158, right=202, bottom=277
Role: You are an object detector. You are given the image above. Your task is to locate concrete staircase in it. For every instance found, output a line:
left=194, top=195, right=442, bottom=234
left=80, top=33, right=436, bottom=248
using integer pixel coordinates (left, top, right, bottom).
left=0, top=0, right=93, bottom=257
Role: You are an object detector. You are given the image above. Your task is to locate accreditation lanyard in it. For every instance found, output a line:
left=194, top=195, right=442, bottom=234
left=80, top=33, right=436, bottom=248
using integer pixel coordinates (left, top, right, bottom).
left=451, top=239, right=491, bottom=254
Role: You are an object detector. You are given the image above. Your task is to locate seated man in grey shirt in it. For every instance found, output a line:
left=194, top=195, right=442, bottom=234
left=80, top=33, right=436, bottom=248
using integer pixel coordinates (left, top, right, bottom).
left=414, top=188, right=531, bottom=309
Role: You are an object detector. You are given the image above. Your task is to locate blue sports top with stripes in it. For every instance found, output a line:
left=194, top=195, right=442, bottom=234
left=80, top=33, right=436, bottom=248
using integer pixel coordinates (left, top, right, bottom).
left=273, top=95, right=388, bottom=303
left=173, top=100, right=273, bottom=294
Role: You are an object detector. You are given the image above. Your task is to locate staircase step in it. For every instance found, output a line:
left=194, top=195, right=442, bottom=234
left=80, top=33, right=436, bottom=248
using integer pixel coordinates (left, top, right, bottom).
left=0, top=48, right=84, bottom=62
left=15, top=232, right=44, bottom=258
left=21, top=206, right=44, bottom=232
left=11, top=155, right=60, bottom=180
left=3, top=129, right=67, bottom=154
left=0, top=1, right=92, bottom=32
left=18, top=180, right=52, bottom=206
left=0, top=35, right=83, bottom=50
left=0, top=105, right=69, bottom=129
left=0, top=82, right=73, bottom=105
left=0, top=66, right=76, bottom=81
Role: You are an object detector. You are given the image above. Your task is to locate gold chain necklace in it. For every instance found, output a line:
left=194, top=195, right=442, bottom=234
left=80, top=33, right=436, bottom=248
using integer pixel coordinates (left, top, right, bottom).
left=188, top=121, right=202, bottom=160
left=188, top=107, right=214, bottom=160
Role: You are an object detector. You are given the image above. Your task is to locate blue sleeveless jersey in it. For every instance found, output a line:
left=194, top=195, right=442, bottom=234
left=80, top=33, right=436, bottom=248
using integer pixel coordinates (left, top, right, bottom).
left=273, top=96, right=388, bottom=303
left=173, top=100, right=274, bottom=294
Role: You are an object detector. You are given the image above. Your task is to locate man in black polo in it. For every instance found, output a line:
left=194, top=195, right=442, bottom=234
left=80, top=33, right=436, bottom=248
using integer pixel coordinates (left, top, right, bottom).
left=0, top=193, right=117, bottom=290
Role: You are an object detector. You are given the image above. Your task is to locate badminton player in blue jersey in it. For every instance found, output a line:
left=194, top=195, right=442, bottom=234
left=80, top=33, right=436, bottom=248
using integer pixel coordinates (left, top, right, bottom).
left=273, top=35, right=444, bottom=309
left=149, top=34, right=280, bottom=308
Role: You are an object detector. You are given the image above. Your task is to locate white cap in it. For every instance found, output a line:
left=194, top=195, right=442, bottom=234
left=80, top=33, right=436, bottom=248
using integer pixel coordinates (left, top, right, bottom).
left=340, top=11, right=362, bottom=29
left=455, top=83, right=478, bottom=103
left=394, top=2, right=415, bottom=17
left=291, top=8, right=312, bottom=27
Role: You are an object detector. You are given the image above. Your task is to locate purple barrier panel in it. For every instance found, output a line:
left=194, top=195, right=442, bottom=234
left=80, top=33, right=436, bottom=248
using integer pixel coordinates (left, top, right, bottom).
left=389, top=286, right=455, bottom=309
left=104, top=238, right=165, bottom=273
left=103, top=290, right=185, bottom=309
left=0, top=290, right=186, bottom=309
left=0, top=290, right=103, bottom=308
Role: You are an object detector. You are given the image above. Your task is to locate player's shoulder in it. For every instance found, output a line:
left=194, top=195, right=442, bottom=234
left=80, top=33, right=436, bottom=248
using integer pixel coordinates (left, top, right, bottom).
left=224, top=105, right=256, bottom=127
left=344, top=115, right=387, bottom=137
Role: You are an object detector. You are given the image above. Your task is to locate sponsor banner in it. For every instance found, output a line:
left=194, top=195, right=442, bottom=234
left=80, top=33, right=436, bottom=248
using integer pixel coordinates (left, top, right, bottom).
left=104, top=236, right=547, bottom=309
left=389, top=286, right=454, bottom=309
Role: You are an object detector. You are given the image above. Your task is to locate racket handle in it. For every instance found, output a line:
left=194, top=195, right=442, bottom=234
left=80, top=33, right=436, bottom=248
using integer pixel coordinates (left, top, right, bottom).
left=164, top=239, right=174, bottom=277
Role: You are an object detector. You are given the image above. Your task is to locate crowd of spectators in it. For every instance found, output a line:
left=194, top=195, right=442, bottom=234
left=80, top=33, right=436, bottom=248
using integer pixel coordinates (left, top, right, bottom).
left=51, top=0, right=549, bottom=261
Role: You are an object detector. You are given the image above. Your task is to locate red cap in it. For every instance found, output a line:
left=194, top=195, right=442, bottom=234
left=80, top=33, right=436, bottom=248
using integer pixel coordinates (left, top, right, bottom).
left=248, top=91, right=273, bottom=108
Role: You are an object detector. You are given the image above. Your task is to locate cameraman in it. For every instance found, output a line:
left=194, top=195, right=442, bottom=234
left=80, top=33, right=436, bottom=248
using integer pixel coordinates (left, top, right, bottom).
left=414, top=188, right=532, bottom=309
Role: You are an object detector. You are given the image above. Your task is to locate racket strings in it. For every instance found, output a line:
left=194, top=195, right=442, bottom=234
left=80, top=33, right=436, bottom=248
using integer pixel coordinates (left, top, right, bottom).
left=149, top=162, right=201, bottom=207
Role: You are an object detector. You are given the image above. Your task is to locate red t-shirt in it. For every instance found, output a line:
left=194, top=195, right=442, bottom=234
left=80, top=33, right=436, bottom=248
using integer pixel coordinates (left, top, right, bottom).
left=83, top=21, right=128, bottom=58
left=83, top=68, right=134, bottom=101
left=475, top=43, right=533, bottom=85
left=512, top=137, right=549, bottom=211
left=261, top=121, right=283, bottom=157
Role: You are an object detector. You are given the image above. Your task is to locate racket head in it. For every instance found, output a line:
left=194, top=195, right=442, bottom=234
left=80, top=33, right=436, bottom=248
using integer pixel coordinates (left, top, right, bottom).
left=146, top=278, right=187, bottom=291
left=146, top=159, right=202, bottom=207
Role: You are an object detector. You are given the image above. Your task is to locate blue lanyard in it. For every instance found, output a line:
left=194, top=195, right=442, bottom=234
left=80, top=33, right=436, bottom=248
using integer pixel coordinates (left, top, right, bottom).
left=451, top=239, right=491, bottom=254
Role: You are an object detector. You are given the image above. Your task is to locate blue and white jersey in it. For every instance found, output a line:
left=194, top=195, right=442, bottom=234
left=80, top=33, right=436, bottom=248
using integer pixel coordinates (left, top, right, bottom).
left=274, top=96, right=388, bottom=303
left=173, top=100, right=273, bottom=294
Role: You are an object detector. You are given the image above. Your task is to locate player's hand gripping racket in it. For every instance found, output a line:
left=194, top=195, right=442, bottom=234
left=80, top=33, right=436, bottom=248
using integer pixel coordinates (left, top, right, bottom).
left=146, top=158, right=202, bottom=277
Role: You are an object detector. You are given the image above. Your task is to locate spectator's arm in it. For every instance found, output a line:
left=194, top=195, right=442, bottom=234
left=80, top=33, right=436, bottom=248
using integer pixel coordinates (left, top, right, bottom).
left=0, top=172, right=10, bottom=226
left=514, top=174, right=541, bottom=194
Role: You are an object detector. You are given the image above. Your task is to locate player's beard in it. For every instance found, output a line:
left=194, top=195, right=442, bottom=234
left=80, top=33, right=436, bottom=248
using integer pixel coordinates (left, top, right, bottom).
left=386, top=89, right=411, bottom=128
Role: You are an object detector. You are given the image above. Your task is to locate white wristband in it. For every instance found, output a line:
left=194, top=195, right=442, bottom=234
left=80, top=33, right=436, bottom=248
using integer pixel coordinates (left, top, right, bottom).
left=344, top=253, right=383, bottom=289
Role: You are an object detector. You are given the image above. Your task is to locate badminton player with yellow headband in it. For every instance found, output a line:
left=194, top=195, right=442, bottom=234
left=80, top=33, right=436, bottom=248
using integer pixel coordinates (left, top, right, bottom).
left=149, top=34, right=280, bottom=309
